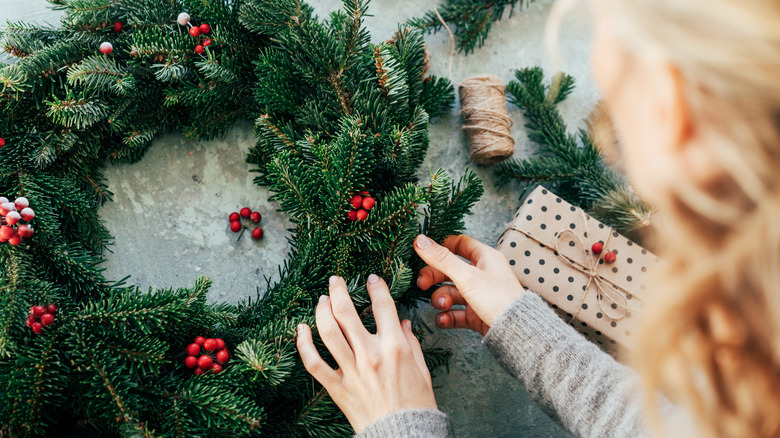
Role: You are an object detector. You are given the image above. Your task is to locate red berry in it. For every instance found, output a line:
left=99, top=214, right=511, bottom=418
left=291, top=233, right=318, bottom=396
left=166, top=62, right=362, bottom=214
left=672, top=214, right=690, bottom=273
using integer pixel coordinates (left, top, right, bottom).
left=424, top=77, right=430, bottom=84
left=197, top=355, right=213, bottom=369
left=359, top=191, right=370, bottom=196
left=31, top=322, right=43, bottom=334
left=7, top=234, right=21, bottom=246
left=250, top=211, right=261, bottom=223
left=13, top=197, right=28, bottom=210
left=216, top=349, right=229, bottom=364
left=229, top=221, right=242, bottom=232
left=356, top=209, right=368, bottom=221
left=16, top=225, right=31, bottom=238
left=361, top=196, right=375, bottom=211
left=47, top=304, right=56, bottom=314
left=113, top=21, right=123, bottom=32
left=346, top=211, right=357, bottom=222
left=40, top=313, right=55, bottom=327
left=228, top=212, right=240, bottom=222
left=186, top=343, right=201, bottom=356
left=32, top=305, right=46, bottom=317
left=189, top=26, right=200, bottom=37
left=604, top=251, right=617, bottom=264
left=194, top=367, right=205, bottom=376
left=194, top=44, right=204, bottom=54
left=240, top=207, right=251, bottom=218
left=210, top=363, right=222, bottom=374
left=215, top=338, right=225, bottom=350
left=203, top=38, right=212, bottom=47
left=203, top=338, right=217, bottom=351
left=20, top=208, right=34, bottom=222
left=5, top=211, right=20, bottom=225
left=199, top=23, right=211, bottom=34
left=350, top=195, right=363, bottom=209
left=99, top=42, right=113, bottom=55
left=591, top=242, right=603, bottom=255
left=251, top=227, right=263, bottom=240
left=0, top=138, right=5, bottom=147
left=184, top=356, right=198, bottom=369
left=26, top=315, right=34, bottom=327
left=194, top=336, right=206, bottom=345
left=0, top=226, right=13, bottom=240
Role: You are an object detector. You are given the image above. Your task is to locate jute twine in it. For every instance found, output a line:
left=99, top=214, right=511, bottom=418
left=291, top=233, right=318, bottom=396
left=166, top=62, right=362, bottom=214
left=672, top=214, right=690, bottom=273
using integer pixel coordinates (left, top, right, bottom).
left=432, top=8, right=515, bottom=165
left=458, top=75, right=515, bottom=164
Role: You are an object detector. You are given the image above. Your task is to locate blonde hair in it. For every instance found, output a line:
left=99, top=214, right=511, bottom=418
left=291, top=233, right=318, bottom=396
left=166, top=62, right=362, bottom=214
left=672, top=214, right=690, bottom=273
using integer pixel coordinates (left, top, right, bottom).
left=551, top=0, right=780, bottom=436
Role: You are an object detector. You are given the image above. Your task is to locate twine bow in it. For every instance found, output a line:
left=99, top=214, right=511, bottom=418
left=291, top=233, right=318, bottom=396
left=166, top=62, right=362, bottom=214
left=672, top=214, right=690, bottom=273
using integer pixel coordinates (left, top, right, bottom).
left=509, top=211, right=632, bottom=322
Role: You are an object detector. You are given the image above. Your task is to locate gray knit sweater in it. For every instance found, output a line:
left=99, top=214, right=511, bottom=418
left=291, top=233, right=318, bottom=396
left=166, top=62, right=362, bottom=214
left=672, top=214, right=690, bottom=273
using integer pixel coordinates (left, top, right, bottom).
left=356, top=292, right=676, bottom=438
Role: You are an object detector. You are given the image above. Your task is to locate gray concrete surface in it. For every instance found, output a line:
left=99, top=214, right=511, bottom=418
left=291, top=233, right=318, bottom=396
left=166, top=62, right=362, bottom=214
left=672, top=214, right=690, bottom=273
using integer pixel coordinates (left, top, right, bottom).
left=3, top=1, right=600, bottom=436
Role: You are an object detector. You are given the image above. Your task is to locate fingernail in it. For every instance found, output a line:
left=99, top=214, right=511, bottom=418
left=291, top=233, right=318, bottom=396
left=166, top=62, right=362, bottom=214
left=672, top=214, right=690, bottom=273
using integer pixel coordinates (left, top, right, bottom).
left=367, top=274, right=380, bottom=284
left=416, top=234, right=432, bottom=249
left=405, top=320, right=412, bottom=330
left=436, top=314, right=445, bottom=326
left=329, top=275, right=339, bottom=285
left=319, top=295, right=328, bottom=303
left=297, top=324, right=304, bottom=334
left=436, top=297, right=446, bottom=308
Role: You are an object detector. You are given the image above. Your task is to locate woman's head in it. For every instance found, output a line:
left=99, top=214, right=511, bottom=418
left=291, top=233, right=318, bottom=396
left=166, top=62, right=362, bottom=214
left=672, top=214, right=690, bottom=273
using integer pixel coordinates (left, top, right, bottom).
left=573, top=0, right=780, bottom=436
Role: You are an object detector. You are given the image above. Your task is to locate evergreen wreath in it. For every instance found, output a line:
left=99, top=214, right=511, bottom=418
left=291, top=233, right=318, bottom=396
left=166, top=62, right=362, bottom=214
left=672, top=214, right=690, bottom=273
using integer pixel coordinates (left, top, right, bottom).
left=0, top=0, right=483, bottom=436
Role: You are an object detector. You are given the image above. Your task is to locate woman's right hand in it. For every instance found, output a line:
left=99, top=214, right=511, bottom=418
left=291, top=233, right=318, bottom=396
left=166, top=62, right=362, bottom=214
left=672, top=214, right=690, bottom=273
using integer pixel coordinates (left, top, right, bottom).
left=414, top=234, right=525, bottom=336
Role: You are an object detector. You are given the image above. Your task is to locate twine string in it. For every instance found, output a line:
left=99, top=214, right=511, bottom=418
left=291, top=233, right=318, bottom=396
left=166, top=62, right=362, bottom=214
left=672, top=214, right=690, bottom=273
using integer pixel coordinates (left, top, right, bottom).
left=433, top=8, right=515, bottom=165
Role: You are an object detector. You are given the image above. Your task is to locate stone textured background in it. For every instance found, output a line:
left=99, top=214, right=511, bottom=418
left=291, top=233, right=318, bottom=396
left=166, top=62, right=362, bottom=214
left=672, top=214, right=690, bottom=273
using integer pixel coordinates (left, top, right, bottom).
left=2, top=1, right=599, bottom=435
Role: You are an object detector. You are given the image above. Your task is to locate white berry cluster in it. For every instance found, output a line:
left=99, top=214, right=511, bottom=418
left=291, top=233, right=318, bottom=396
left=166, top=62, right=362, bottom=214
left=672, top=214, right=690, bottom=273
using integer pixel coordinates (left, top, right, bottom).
left=0, top=196, right=35, bottom=245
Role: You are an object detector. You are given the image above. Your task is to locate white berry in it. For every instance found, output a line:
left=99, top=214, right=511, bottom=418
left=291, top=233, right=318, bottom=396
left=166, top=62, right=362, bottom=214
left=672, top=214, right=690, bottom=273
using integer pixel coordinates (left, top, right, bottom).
left=5, top=211, right=20, bottom=225
left=177, top=12, right=191, bottom=26
left=14, top=197, right=28, bottom=210
left=20, top=208, right=34, bottom=222
left=0, top=197, right=7, bottom=204
left=1, top=202, right=15, bottom=213
left=99, top=42, right=113, bottom=55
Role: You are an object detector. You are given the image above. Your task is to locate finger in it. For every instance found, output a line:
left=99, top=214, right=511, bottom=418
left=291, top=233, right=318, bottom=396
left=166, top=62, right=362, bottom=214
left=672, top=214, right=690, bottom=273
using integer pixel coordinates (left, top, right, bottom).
left=416, top=266, right=450, bottom=291
left=366, top=274, right=402, bottom=336
left=431, top=284, right=467, bottom=310
left=401, top=320, right=431, bottom=385
left=327, top=275, right=369, bottom=349
left=296, top=323, right=342, bottom=388
left=315, top=295, right=356, bottom=370
left=414, top=235, right=478, bottom=286
left=435, top=309, right=489, bottom=335
left=442, top=234, right=503, bottom=269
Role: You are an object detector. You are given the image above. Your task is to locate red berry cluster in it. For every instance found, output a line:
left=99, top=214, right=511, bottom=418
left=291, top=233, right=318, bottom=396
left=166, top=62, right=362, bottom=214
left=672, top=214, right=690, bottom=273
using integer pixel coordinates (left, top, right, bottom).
left=26, top=304, right=57, bottom=335
left=0, top=196, right=35, bottom=246
left=228, top=207, right=264, bottom=240
left=591, top=242, right=617, bottom=264
left=184, top=336, right=229, bottom=375
left=347, top=191, right=375, bottom=222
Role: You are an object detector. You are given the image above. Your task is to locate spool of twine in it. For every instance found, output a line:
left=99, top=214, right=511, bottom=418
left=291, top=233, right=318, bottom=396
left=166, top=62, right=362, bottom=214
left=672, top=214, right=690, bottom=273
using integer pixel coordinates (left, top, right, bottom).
left=458, top=75, right=515, bottom=165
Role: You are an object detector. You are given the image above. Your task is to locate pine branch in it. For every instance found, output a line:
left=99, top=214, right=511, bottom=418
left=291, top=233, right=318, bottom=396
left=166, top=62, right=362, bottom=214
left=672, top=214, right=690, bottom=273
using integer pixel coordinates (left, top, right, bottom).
left=496, top=67, right=655, bottom=236
left=410, top=0, right=538, bottom=55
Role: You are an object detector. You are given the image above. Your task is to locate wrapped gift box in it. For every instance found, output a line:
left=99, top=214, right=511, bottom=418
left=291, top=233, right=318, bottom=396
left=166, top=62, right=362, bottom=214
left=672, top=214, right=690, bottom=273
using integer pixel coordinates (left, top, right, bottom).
left=496, top=186, right=660, bottom=354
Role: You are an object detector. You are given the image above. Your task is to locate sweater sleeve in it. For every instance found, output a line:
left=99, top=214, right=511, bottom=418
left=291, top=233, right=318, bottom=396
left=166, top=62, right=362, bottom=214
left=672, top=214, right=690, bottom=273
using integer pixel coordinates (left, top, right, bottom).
left=355, top=409, right=449, bottom=438
left=483, top=292, right=670, bottom=438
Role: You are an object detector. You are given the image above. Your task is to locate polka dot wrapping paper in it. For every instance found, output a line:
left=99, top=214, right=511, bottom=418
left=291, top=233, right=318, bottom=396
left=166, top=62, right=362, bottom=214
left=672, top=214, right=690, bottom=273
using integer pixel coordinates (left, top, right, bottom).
left=496, top=186, right=661, bottom=356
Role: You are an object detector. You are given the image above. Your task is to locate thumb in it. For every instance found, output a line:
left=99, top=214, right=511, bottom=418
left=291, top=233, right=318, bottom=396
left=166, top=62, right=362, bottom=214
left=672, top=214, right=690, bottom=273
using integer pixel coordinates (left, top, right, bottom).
left=414, top=234, right=475, bottom=286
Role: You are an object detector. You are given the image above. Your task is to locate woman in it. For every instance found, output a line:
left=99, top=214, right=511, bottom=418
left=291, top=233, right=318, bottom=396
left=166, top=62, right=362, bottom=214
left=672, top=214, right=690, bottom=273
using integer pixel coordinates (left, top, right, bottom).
left=296, top=0, right=780, bottom=436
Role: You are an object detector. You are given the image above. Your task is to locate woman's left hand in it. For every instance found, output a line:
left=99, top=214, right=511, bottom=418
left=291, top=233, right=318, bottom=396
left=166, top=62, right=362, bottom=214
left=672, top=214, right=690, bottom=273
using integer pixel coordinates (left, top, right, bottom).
left=296, top=274, right=438, bottom=433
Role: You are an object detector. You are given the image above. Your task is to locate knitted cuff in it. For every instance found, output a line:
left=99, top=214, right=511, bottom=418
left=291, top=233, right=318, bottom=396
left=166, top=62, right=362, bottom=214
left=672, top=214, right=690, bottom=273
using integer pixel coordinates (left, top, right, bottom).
left=355, top=409, right=449, bottom=438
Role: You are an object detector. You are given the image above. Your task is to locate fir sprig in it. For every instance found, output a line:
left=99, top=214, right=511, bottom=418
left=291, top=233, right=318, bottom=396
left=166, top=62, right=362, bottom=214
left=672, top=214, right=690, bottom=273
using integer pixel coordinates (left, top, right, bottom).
left=496, top=67, right=653, bottom=237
